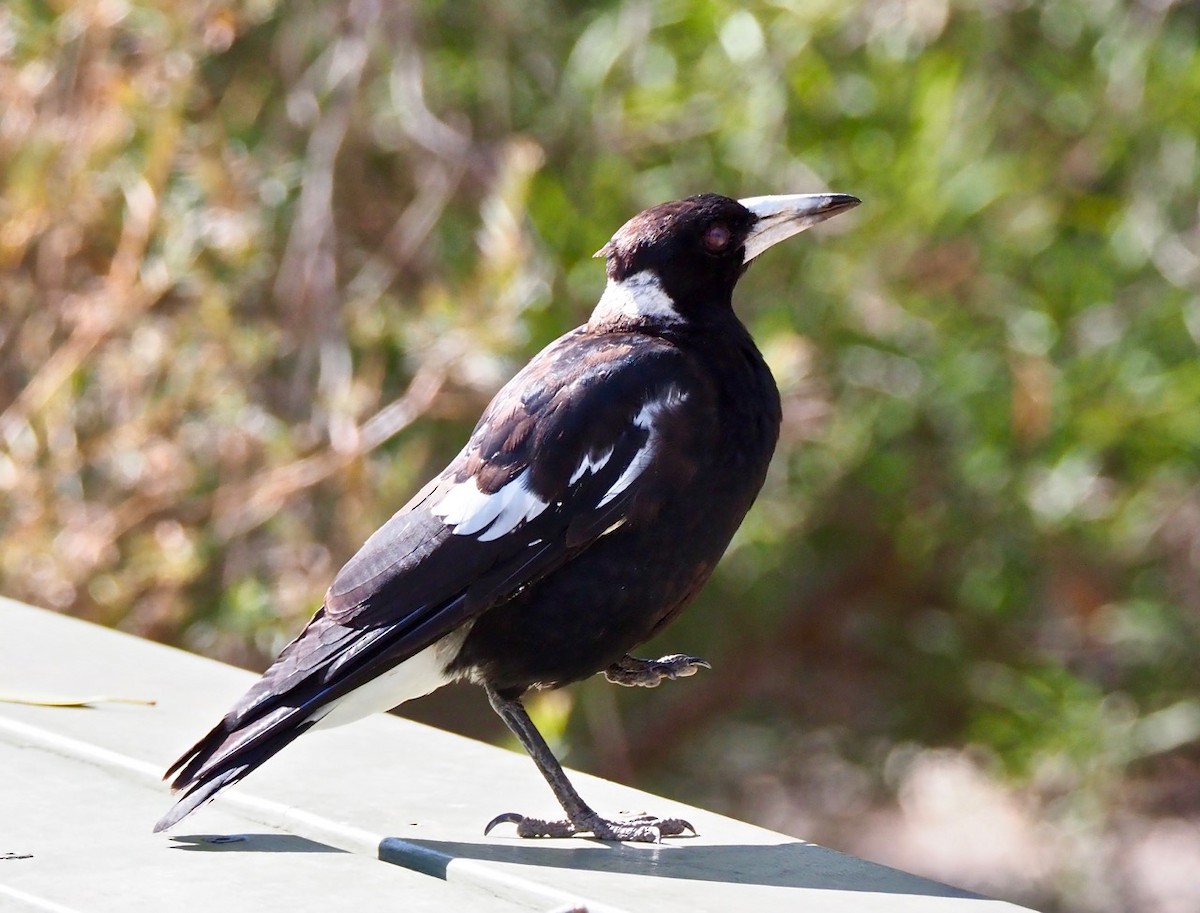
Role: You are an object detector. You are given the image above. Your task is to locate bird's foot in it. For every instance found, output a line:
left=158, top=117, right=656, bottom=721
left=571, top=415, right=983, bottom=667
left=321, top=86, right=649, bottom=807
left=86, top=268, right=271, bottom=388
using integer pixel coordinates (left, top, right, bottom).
left=603, top=653, right=711, bottom=688
left=485, top=810, right=695, bottom=843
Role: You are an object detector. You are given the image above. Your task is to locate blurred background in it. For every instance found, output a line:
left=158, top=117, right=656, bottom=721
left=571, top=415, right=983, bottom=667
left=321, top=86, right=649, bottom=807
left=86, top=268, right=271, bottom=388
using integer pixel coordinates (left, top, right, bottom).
left=3, top=1, right=1199, bottom=910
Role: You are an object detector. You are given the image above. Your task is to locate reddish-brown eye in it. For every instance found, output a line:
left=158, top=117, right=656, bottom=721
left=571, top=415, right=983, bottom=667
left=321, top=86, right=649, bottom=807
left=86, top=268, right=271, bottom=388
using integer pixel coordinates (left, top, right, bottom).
left=703, top=223, right=731, bottom=253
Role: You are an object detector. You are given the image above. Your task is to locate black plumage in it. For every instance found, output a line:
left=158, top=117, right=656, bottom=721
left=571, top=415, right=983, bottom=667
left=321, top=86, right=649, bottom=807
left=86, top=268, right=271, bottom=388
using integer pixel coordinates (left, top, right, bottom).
left=156, top=191, right=860, bottom=841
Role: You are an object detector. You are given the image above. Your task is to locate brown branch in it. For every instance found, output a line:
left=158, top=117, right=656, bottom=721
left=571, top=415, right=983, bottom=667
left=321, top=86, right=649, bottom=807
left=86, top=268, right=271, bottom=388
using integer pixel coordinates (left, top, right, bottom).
left=0, top=181, right=163, bottom=441
left=0, top=44, right=188, bottom=441
left=211, top=357, right=451, bottom=540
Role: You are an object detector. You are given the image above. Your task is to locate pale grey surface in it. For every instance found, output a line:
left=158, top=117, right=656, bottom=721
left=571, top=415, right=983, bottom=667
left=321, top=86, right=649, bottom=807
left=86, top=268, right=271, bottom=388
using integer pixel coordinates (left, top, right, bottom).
left=0, top=597, right=1039, bottom=912
left=0, top=737, right=532, bottom=913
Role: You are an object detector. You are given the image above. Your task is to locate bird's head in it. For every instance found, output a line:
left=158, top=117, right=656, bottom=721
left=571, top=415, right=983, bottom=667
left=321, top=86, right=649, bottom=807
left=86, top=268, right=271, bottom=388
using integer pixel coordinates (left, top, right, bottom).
left=591, top=192, right=860, bottom=329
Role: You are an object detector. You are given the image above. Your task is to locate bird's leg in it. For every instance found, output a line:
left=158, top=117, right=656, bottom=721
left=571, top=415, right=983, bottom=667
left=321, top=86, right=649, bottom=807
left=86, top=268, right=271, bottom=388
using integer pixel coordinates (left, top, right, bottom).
left=483, top=684, right=695, bottom=843
left=603, top=653, right=711, bottom=688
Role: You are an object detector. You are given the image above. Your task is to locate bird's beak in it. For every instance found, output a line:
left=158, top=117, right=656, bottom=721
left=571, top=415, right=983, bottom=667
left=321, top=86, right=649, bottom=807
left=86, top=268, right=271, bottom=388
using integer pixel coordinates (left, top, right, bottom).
left=738, top=193, right=861, bottom=263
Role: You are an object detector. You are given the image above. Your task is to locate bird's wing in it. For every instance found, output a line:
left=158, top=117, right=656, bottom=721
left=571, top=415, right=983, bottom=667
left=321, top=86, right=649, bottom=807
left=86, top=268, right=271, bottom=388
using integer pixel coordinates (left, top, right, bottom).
left=325, top=332, right=706, bottom=629
left=158, top=331, right=709, bottom=823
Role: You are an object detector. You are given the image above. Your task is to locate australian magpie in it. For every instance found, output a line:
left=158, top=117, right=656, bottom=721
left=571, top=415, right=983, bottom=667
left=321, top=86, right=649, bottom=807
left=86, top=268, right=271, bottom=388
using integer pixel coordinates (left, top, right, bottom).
left=155, top=191, right=860, bottom=842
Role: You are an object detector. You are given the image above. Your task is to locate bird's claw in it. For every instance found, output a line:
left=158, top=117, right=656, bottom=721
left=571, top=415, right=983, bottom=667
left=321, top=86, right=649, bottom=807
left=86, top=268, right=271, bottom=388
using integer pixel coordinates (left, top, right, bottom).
left=483, top=812, right=527, bottom=836
left=485, top=813, right=579, bottom=839
left=604, top=653, right=711, bottom=688
left=484, top=811, right=696, bottom=843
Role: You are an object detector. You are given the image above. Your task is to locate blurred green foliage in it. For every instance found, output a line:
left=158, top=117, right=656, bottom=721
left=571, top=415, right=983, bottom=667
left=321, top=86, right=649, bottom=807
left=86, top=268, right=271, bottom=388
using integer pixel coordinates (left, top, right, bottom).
left=3, top=1, right=1199, bottom=909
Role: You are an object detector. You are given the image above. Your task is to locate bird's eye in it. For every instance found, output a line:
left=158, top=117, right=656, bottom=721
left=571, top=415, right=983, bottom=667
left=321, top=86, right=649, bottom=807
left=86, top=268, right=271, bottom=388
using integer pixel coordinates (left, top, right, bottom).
left=703, top=223, right=731, bottom=253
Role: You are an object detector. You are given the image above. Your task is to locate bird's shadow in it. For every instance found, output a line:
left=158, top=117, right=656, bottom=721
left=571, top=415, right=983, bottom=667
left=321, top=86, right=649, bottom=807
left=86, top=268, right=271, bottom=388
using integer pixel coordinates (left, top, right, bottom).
left=167, top=831, right=979, bottom=899
left=380, top=835, right=982, bottom=898
left=169, top=834, right=345, bottom=854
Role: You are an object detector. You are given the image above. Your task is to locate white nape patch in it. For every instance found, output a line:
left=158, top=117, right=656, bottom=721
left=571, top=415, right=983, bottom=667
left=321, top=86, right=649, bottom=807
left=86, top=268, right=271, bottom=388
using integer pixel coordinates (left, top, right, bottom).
left=431, top=468, right=549, bottom=542
left=599, top=387, right=688, bottom=507
left=309, top=627, right=470, bottom=730
left=569, top=447, right=614, bottom=485
left=592, top=270, right=681, bottom=325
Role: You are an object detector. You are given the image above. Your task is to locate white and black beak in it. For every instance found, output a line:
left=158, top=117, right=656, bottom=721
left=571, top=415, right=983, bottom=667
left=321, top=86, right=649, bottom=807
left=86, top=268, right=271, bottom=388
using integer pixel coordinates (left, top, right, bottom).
left=738, top=193, right=861, bottom=263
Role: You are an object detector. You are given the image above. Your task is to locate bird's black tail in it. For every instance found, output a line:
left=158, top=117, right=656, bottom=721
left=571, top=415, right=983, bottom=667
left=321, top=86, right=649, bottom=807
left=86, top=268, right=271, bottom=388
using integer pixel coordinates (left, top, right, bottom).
left=154, top=609, right=352, bottom=832
left=153, top=765, right=248, bottom=833
left=153, top=604, right=456, bottom=832
left=153, top=708, right=315, bottom=833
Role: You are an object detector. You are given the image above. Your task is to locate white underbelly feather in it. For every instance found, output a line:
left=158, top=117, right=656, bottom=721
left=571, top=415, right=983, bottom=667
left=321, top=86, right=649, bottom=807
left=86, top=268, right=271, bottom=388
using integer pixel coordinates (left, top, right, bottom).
left=308, top=624, right=472, bottom=729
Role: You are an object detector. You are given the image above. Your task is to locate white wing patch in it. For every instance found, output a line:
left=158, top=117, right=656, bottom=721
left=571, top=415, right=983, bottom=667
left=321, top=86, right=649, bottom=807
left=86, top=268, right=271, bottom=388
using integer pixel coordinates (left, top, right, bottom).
left=431, top=468, right=549, bottom=542
left=569, top=446, right=614, bottom=485
left=591, top=270, right=681, bottom=325
left=433, top=387, right=686, bottom=540
left=599, top=387, right=688, bottom=507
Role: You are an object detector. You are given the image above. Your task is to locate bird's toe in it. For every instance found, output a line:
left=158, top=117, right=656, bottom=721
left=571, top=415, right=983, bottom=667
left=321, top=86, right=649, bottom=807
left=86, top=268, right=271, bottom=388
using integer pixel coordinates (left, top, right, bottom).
left=484, top=813, right=579, bottom=839
left=603, top=653, right=712, bottom=688
left=656, top=654, right=711, bottom=679
left=485, top=809, right=696, bottom=842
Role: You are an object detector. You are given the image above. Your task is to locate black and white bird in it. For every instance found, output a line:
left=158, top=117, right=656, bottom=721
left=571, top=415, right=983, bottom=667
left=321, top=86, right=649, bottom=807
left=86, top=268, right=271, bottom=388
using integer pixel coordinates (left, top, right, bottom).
left=155, top=191, right=860, bottom=842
